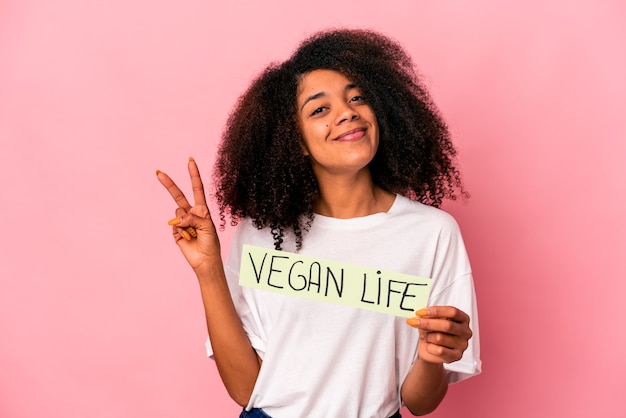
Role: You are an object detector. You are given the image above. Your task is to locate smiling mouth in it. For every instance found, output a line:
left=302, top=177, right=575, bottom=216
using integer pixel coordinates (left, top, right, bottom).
left=335, top=128, right=366, bottom=141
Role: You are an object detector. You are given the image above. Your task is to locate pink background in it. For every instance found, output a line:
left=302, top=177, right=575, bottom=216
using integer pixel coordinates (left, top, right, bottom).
left=1, top=1, right=625, bottom=417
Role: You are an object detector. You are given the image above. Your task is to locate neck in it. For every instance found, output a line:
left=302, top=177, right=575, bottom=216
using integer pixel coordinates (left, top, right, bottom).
left=313, top=170, right=395, bottom=218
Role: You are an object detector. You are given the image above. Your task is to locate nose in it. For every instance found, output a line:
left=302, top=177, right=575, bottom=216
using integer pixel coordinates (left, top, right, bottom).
left=335, top=102, right=359, bottom=125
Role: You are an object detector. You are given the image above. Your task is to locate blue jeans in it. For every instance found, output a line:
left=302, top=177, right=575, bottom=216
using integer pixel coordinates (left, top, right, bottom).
left=240, top=408, right=402, bottom=417
left=239, top=408, right=271, bottom=418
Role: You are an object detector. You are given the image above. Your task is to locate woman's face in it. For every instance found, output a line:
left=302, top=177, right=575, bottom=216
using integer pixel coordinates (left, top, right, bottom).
left=296, top=69, right=379, bottom=179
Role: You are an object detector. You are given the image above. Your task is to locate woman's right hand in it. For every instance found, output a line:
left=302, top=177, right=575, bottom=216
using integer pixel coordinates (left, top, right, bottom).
left=156, top=157, right=221, bottom=277
left=157, top=158, right=260, bottom=406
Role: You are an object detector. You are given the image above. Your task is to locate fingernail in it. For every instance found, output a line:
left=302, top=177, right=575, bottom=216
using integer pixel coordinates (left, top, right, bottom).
left=415, top=308, right=429, bottom=317
left=181, top=229, right=191, bottom=240
left=167, top=217, right=182, bottom=226
left=189, top=156, right=195, bottom=162
left=156, top=169, right=162, bottom=176
left=406, top=317, right=420, bottom=327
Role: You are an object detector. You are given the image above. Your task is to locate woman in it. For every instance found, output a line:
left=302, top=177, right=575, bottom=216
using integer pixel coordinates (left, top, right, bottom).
left=157, top=29, right=480, bottom=417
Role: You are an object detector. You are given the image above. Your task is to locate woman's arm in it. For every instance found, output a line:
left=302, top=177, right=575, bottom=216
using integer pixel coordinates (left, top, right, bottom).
left=157, top=158, right=260, bottom=406
left=400, top=358, right=448, bottom=416
left=402, top=306, right=473, bottom=415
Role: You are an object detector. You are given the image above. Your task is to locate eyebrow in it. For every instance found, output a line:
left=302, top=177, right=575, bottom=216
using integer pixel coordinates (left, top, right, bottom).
left=299, top=83, right=358, bottom=112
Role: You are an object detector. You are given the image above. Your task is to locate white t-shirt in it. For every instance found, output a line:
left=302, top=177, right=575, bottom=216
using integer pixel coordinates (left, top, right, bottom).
left=207, top=195, right=481, bottom=418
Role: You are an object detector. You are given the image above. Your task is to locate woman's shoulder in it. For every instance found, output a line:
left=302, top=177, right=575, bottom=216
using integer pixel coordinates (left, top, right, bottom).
left=392, top=195, right=461, bottom=231
left=232, top=218, right=272, bottom=244
left=231, top=218, right=299, bottom=252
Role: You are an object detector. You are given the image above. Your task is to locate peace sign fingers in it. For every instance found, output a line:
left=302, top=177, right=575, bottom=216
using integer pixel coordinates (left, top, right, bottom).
left=157, top=157, right=222, bottom=275
left=156, top=168, right=192, bottom=211
left=187, top=157, right=208, bottom=208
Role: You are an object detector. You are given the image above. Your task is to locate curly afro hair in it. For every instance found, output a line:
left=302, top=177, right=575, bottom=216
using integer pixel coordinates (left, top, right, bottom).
left=213, top=28, right=466, bottom=250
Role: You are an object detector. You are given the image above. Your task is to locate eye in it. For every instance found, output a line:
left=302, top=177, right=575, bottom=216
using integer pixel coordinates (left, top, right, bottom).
left=349, top=95, right=365, bottom=103
left=310, top=106, right=326, bottom=116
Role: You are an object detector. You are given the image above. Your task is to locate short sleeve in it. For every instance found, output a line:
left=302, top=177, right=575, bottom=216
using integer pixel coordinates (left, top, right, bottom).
left=429, top=273, right=481, bottom=383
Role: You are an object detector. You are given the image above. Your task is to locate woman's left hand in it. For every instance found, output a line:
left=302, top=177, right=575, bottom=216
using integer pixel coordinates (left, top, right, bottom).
left=406, top=306, right=472, bottom=364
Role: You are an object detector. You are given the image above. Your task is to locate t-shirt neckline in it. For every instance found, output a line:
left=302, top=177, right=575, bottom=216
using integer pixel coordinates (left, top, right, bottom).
left=312, top=194, right=403, bottom=228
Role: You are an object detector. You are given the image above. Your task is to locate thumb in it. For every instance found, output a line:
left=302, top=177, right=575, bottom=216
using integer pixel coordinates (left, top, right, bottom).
left=167, top=216, right=197, bottom=241
left=168, top=213, right=215, bottom=237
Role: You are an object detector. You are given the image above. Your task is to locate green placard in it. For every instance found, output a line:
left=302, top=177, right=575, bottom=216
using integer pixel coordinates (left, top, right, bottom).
left=239, top=245, right=432, bottom=318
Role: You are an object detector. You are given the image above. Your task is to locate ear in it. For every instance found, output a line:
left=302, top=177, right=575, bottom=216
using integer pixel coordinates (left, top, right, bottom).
left=300, top=142, right=310, bottom=156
